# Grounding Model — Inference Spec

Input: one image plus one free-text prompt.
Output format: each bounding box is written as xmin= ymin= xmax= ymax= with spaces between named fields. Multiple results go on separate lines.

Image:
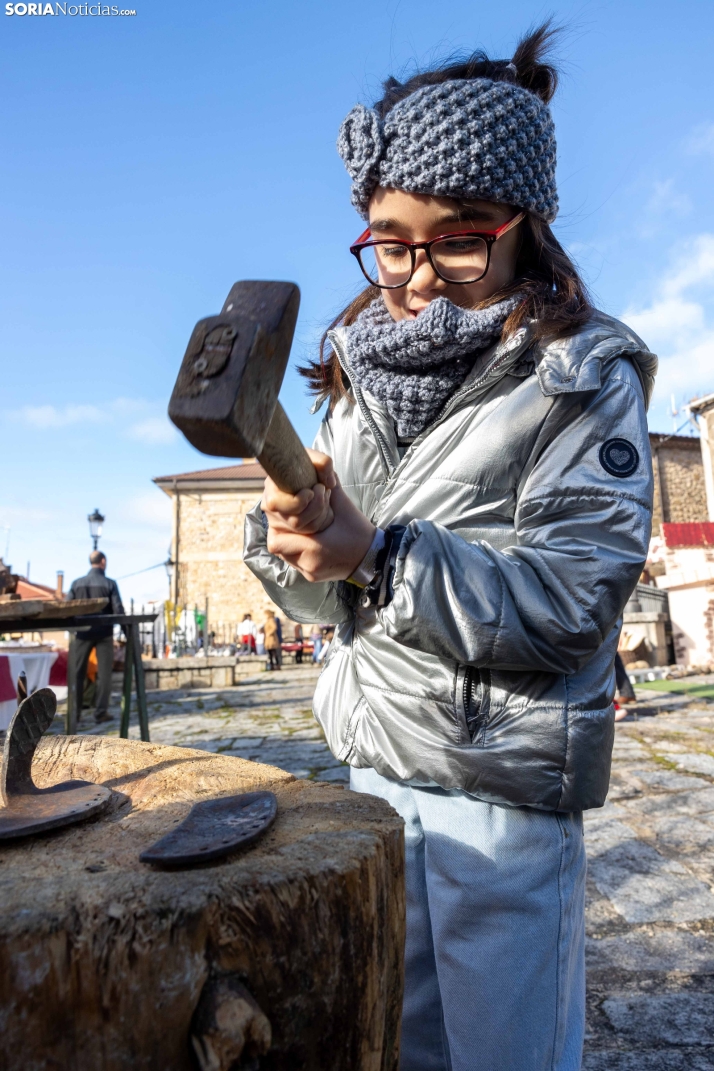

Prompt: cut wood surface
xmin=0 ymin=597 xmax=107 ymax=620
xmin=0 ymin=599 xmax=46 ymax=619
xmin=36 ymin=596 xmax=109 ymax=618
xmin=0 ymin=736 xmax=404 ymax=1071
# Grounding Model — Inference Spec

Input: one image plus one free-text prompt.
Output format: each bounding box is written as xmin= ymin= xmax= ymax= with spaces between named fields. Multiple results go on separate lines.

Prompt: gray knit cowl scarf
xmin=345 ymin=294 xmax=520 ymax=438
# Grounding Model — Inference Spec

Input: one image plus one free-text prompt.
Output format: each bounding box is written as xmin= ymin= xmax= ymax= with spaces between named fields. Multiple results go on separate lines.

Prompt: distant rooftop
xmin=649 ymin=432 xmax=700 ymax=447
xmin=153 ymin=461 xmax=266 ymax=493
xmin=662 ymin=522 xmax=714 ymax=548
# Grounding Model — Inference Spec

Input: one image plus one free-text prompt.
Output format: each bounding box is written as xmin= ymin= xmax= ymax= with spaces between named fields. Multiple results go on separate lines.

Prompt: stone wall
xmin=175 ymin=489 xmax=279 ymax=637
xmin=650 ymin=435 xmax=708 ymax=533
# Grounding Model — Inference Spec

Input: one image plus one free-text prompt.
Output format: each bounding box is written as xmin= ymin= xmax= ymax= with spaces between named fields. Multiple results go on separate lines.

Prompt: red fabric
xmin=0 ymin=656 xmax=16 ymax=702
xmin=49 ymin=648 xmax=68 ymax=686
xmin=662 ymin=522 xmax=714 ymax=548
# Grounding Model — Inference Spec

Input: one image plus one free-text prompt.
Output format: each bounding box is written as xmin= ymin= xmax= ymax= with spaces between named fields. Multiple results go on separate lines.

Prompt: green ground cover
xmin=636 ymin=679 xmax=714 ymax=700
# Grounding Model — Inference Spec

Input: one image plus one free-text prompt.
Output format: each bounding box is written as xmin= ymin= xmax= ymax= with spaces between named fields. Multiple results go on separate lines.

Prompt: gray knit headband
xmin=337 ymin=78 xmax=558 ymax=223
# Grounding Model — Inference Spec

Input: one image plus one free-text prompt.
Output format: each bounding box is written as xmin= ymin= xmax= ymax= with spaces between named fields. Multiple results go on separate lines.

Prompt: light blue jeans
xmin=350 ymin=767 xmax=586 ymax=1071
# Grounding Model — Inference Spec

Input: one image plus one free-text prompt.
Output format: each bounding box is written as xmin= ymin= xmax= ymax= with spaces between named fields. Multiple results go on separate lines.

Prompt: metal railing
xmin=634 ymin=583 xmax=670 ymax=615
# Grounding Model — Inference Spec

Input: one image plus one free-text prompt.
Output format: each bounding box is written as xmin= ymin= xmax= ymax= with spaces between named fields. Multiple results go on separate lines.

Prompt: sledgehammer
xmin=168 ymin=281 xmax=317 ymax=494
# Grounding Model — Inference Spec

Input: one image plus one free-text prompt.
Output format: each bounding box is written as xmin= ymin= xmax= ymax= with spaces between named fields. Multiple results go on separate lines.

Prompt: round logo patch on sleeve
xmin=599 ymin=438 xmax=640 ymax=478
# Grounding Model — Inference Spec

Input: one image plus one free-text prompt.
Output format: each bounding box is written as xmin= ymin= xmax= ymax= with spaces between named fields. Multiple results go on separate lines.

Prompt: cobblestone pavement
xmin=54 ymin=664 xmax=349 ymax=784
xmin=582 ymin=695 xmax=714 ymax=1069
xmin=55 ymin=670 xmax=714 ymax=1066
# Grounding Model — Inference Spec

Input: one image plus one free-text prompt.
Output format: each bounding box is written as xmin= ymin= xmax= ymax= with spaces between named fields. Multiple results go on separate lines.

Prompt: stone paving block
xmin=583 ymin=1053 xmax=714 ymax=1070
xmin=666 ymin=753 xmax=714 ymax=777
xmin=586 ymin=929 xmax=714 ymax=972
xmin=621 ymin=786 xmax=714 ymax=818
xmin=583 ymin=801 xmax=628 ymax=827
xmin=602 ymin=992 xmax=714 ymax=1046
xmin=586 ymin=819 xmax=714 ymax=922
xmin=648 ymin=814 xmax=714 ymax=854
xmin=612 ymin=743 xmax=649 ymax=758
xmin=630 ymin=769 xmax=711 ymax=792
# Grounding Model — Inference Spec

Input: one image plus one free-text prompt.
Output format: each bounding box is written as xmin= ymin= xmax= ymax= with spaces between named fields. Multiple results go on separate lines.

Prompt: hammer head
xmin=168 ymin=280 xmax=300 ymax=457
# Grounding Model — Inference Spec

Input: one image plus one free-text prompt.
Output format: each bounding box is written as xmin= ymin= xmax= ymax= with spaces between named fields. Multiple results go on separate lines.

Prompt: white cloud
xmin=18 ymin=403 xmax=104 ymax=428
xmin=644 ymin=179 xmax=691 ymax=220
xmin=685 ymin=123 xmax=714 ymax=157
xmin=126 ymin=417 xmax=178 ymax=445
xmin=622 ymin=234 xmax=714 ymax=404
xmin=124 ymin=491 xmax=172 ymax=529
xmin=7 ymin=397 xmax=177 ymax=445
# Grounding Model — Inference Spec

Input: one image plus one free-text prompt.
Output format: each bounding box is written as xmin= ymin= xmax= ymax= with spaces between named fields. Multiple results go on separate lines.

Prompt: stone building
xmin=649 ymin=432 xmax=708 ymax=531
xmin=154 ymin=462 xmax=278 ymax=643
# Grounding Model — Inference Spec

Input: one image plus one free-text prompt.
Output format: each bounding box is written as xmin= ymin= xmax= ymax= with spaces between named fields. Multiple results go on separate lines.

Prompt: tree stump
xmin=0 ymin=736 xmax=404 ymax=1071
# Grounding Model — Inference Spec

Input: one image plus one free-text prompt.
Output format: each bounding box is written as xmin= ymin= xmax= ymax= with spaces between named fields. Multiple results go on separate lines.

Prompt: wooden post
xmin=131 ymin=622 xmax=150 ymax=742
xmin=65 ymin=635 xmax=77 ymax=734
xmin=119 ymin=625 xmax=134 ymax=739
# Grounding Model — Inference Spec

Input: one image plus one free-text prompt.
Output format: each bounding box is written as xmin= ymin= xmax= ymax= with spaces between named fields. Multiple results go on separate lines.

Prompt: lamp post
xmin=164 ymin=556 xmax=175 ymax=651
xmin=165 ymin=556 xmax=174 ymax=595
xmin=87 ymin=509 xmax=105 ymax=552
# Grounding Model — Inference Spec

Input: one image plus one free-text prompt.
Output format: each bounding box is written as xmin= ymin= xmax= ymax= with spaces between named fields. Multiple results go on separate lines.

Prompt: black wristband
xmin=360 ymin=524 xmax=406 ymax=608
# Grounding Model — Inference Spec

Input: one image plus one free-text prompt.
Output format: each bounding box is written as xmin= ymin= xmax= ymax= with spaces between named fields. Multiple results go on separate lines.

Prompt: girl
xmin=245 ymin=24 xmax=656 ymax=1071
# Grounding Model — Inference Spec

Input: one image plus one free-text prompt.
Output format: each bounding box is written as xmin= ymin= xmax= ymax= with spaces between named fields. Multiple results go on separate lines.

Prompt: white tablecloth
xmin=0 ymin=651 xmax=58 ymax=730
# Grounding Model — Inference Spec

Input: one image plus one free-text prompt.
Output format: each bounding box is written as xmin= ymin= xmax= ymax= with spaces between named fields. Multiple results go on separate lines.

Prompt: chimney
xmin=56 ymin=570 xmax=64 ymax=598
xmin=688 ymin=393 xmax=714 ymax=521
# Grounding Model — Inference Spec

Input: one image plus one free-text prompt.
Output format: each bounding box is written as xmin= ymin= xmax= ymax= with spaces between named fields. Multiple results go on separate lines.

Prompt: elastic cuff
xmin=348 ymin=527 xmax=385 ymax=587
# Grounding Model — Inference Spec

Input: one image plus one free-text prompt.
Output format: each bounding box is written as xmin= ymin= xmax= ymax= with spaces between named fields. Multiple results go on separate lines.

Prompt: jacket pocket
xmin=312 ymin=645 xmax=366 ymax=763
xmin=463 ymin=666 xmax=490 ymax=744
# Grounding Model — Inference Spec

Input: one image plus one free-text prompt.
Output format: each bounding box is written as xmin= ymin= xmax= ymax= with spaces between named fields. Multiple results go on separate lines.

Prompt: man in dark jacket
xmin=68 ymin=551 xmax=124 ymax=723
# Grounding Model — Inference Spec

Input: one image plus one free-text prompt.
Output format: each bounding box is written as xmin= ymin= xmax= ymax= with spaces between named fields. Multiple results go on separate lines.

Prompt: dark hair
xmin=301 ymin=21 xmax=592 ymax=410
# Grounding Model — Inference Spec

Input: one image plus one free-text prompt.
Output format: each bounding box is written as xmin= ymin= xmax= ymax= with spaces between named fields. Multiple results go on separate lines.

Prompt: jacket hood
xmin=534 ymin=311 xmax=658 ymax=410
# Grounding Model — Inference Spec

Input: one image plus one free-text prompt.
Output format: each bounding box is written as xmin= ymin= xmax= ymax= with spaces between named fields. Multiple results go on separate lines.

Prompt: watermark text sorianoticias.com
xmin=6 ymin=3 xmax=137 ymax=13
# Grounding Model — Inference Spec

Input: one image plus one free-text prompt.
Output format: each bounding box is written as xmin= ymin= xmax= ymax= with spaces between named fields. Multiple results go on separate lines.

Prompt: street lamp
xmin=87 ymin=509 xmax=105 ymax=551
xmin=164 ymin=555 xmax=176 ymax=651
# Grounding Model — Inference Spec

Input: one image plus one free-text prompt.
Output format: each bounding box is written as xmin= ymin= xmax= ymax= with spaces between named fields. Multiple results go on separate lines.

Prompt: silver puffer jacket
xmin=244 ymin=312 xmax=657 ymax=811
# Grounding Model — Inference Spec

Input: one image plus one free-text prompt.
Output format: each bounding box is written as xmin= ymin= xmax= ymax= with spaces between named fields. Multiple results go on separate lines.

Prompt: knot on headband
xmin=337 ymin=104 xmax=384 ymax=214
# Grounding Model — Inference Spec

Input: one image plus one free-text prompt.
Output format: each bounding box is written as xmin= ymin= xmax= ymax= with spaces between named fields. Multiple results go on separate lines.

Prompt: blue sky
xmin=2 ymin=0 xmax=714 ymax=605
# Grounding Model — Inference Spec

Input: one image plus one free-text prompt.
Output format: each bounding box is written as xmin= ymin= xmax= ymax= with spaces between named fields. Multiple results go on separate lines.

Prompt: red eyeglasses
xmin=350 ymin=212 xmax=525 ymax=289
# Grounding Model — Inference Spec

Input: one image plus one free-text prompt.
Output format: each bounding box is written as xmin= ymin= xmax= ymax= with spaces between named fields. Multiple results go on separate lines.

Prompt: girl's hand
xmin=261 ymin=449 xmax=337 ymax=534
xmin=266 ymin=483 xmax=376 ymax=583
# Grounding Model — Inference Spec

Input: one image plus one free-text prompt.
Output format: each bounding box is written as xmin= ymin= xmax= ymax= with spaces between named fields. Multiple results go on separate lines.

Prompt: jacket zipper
xmin=328 ymin=331 xmax=397 ymax=478
xmin=328 ymin=327 xmax=534 ymax=488
xmin=463 ymin=665 xmax=476 ymax=733
xmin=462 ymin=665 xmax=490 ymax=742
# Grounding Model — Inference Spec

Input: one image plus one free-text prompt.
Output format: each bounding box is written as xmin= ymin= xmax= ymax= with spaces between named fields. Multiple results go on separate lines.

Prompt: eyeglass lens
xmin=359 ymin=235 xmax=490 ymax=287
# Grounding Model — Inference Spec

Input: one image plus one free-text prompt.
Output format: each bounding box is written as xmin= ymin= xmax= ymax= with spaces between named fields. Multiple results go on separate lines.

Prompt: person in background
xmin=310 ymin=624 xmax=323 ymax=664
xmin=274 ymin=613 xmax=283 ymax=667
xmin=68 ymin=551 xmax=124 ymax=724
xmin=318 ymin=626 xmax=334 ymax=663
xmin=294 ymin=622 xmax=304 ymax=663
xmin=255 ymin=623 xmax=265 ymax=657
xmin=614 ymin=652 xmax=637 ymax=720
xmin=264 ymin=610 xmax=281 ymax=670
xmin=239 ymin=613 xmax=256 ymax=654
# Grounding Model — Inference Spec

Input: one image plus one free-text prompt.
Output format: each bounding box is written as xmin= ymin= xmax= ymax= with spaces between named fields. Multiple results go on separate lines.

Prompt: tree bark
xmin=0 ymin=736 xmax=404 ymax=1071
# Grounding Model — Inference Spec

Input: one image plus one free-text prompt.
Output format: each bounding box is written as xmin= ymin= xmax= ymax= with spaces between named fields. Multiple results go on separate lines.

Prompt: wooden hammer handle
xmin=259 ymin=402 xmax=318 ymax=494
